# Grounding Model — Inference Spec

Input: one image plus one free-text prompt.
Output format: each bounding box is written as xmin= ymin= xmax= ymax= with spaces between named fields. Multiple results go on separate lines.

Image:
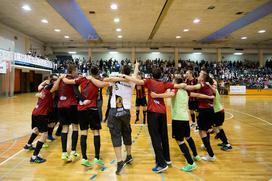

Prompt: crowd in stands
xmin=52 ymin=56 xmax=272 ymax=90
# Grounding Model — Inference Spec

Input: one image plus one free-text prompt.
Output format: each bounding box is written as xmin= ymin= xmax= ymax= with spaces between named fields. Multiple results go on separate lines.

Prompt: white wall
xmin=264 ymin=55 xmax=272 ymax=61
xmin=0 ymin=23 xmax=44 ymax=55
xmin=136 ymin=52 xmax=174 ymax=60
xmin=180 ymin=53 xmax=217 ymax=62
xmin=222 ymin=54 xmax=258 ymax=62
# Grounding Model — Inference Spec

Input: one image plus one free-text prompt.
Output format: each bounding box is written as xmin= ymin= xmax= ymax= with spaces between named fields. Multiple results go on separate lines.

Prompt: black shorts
xmin=48 ymin=107 xmax=58 ymax=124
xmin=32 ymin=115 xmax=48 ymax=133
xmin=197 ymin=108 xmax=213 ymax=131
xmin=172 ymin=120 xmax=190 ymax=141
xmin=108 ymin=108 xmax=132 ymax=147
xmin=188 ymin=101 xmax=198 ymax=110
xmin=136 ymin=98 xmax=147 ymax=107
xmin=78 ymin=108 xmax=101 ymax=130
xmin=58 ymin=105 xmax=78 ymax=125
xmin=212 ymin=111 xmax=225 ymax=127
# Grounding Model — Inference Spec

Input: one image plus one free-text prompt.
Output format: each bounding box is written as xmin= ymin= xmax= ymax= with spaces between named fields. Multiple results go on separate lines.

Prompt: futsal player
xmin=24 ymin=75 xmax=62 ymax=163
xmin=63 ymin=66 xmax=109 ymax=167
xmin=134 ymin=73 xmax=147 ymax=124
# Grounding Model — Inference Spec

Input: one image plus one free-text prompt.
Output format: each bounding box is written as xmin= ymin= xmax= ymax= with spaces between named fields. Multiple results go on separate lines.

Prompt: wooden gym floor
xmin=0 ymin=93 xmax=272 ymax=181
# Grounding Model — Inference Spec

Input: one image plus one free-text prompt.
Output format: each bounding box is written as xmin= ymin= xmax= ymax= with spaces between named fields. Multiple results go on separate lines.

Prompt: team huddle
xmin=23 ymin=61 xmax=232 ymax=175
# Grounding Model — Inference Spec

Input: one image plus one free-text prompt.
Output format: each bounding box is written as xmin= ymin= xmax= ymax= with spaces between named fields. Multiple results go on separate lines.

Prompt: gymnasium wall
xmin=0 ymin=23 xmax=44 ymax=55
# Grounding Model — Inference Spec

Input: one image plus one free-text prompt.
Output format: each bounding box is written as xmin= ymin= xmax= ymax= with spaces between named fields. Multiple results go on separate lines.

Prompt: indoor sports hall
xmin=0 ymin=0 xmax=272 ymax=180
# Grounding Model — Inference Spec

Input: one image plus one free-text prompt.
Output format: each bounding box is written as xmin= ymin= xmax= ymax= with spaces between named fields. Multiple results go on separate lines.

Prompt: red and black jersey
xmin=57 ymin=75 xmax=78 ymax=108
xmin=32 ymin=88 xmax=53 ymax=115
xmin=75 ymin=77 xmax=98 ymax=111
xmin=135 ymin=85 xmax=146 ymax=99
xmin=198 ymin=81 xmax=214 ymax=109
xmin=186 ymin=78 xmax=198 ymax=102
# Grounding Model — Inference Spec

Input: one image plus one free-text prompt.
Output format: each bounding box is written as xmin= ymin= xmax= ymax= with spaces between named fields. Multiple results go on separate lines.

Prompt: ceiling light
xmin=116 ymin=28 xmax=122 ymax=32
xmin=241 ymin=36 xmax=247 ymax=40
xmin=64 ymin=35 xmax=70 ymax=39
xmin=22 ymin=5 xmax=31 ymax=11
xmin=54 ymin=29 xmax=61 ymax=32
xmin=234 ymin=52 xmax=243 ymax=55
xmin=152 ymin=52 xmax=160 ymax=54
xmin=258 ymin=30 xmax=266 ymax=33
xmin=183 ymin=29 xmax=189 ymax=32
xmin=193 ymin=52 xmax=202 ymax=55
xmin=111 ymin=3 xmax=118 ymax=10
xmin=176 ymin=36 xmax=181 ymax=39
xmin=117 ymin=35 xmax=123 ymax=38
xmin=68 ymin=51 xmax=76 ymax=54
xmin=41 ymin=19 xmax=48 ymax=24
xmin=114 ymin=18 xmax=120 ymax=23
xmin=109 ymin=51 xmax=118 ymax=54
xmin=193 ymin=18 xmax=200 ymax=24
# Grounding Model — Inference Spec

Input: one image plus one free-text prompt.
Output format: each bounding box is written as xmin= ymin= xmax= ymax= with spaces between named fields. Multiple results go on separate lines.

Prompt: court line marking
xmin=0 ymin=149 xmax=24 ymax=166
xmin=0 ymin=158 xmax=26 ymax=180
xmin=0 ymin=136 xmax=17 ymax=157
xmin=226 ymin=109 xmax=272 ymax=126
xmin=225 ymin=111 xmax=234 ymax=121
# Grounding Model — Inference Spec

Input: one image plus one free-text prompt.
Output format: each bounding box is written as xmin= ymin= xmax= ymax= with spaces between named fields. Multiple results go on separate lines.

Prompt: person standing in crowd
xmin=185 ymin=70 xmax=199 ymax=131
xmin=134 ymin=73 xmax=147 ymax=124
xmin=57 ymin=64 xmax=80 ymax=162
xmin=63 ymin=66 xmax=109 ymax=167
xmin=24 ymin=74 xmax=62 ymax=163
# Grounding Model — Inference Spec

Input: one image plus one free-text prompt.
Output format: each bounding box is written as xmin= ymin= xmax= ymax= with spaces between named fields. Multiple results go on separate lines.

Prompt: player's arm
xmin=122 ymin=74 xmax=144 ymax=85
xmin=62 ymin=76 xmax=76 ymax=85
xmin=86 ymin=76 xmax=110 ymax=88
xmin=103 ymin=77 xmax=127 ymax=82
xmin=206 ymin=82 xmax=217 ymax=94
xmin=35 ymin=92 xmax=45 ymax=99
xmin=190 ymin=92 xmax=214 ymax=99
xmin=38 ymin=80 xmax=49 ymax=92
xmin=50 ymin=75 xmax=64 ymax=93
xmin=132 ymin=60 xmax=139 ymax=78
xmin=150 ymin=90 xmax=175 ymax=98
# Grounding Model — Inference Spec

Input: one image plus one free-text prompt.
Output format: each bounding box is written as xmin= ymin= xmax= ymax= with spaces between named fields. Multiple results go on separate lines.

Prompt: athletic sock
xmin=191 ymin=113 xmax=195 ymax=123
xmin=220 ymin=129 xmax=229 ymax=144
xmin=81 ymin=135 xmax=88 ymax=159
xmin=202 ymin=136 xmax=214 ymax=157
xmin=94 ymin=135 xmax=101 ymax=159
xmin=179 ymin=143 xmax=194 ymax=165
xmin=186 ymin=137 xmax=198 ymax=157
xmin=56 ymin=125 xmax=62 ymax=135
xmin=27 ymin=133 xmax=38 ymax=145
xmin=61 ymin=133 xmax=68 ymax=152
xmin=143 ymin=111 xmax=147 ymax=124
xmin=136 ymin=110 xmax=139 ymax=121
xmin=33 ymin=141 xmax=44 ymax=156
xmin=48 ymin=127 xmax=54 ymax=137
xmin=71 ymin=131 xmax=78 ymax=151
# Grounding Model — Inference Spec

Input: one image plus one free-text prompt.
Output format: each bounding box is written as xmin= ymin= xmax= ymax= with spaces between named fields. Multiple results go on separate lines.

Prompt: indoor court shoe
xmin=94 ymin=158 xmax=105 ymax=166
xmin=47 ymin=135 xmax=55 ymax=142
xmin=201 ymin=155 xmax=216 ymax=162
xmin=193 ymin=155 xmax=201 ymax=161
xmin=152 ymin=165 xmax=168 ymax=173
xmin=124 ymin=155 xmax=133 ymax=165
xmin=81 ymin=159 xmax=93 ymax=167
xmin=217 ymin=143 xmax=225 ymax=147
xmin=181 ymin=162 xmax=197 ymax=172
xmin=23 ymin=144 xmax=35 ymax=151
xmin=69 ymin=151 xmax=80 ymax=162
xmin=42 ymin=143 xmax=49 ymax=148
xmin=115 ymin=161 xmax=125 ymax=175
xmin=166 ymin=160 xmax=172 ymax=165
xmin=61 ymin=152 xmax=71 ymax=162
xmin=221 ymin=144 xmax=232 ymax=151
xmin=30 ymin=156 xmax=46 ymax=164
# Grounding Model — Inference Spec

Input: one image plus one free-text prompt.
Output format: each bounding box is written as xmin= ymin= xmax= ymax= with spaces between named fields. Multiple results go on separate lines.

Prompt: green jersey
xmin=213 ymin=89 xmax=223 ymax=113
xmin=171 ymin=89 xmax=189 ymax=121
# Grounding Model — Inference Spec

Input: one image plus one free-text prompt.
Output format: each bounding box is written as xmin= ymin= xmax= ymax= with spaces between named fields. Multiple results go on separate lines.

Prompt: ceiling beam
xmin=47 ymin=0 xmax=100 ymax=40
xmin=201 ymin=0 xmax=272 ymax=43
xmin=148 ymin=0 xmax=174 ymax=40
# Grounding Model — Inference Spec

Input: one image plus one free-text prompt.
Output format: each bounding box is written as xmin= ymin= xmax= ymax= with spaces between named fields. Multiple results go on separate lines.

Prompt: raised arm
xmin=87 ymin=76 xmax=110 ymax=88
xmin=132 ymin=60 xmax=139 ymax=78
xmin=190 ymin=92 xmax=214 ymax=99
xmin=150 ymin=90 xmax=175 ymax=98
xmin=38 ymin=80 xmax=49 ymax=92
xmin=50 ymin=75 xmax=64 ymax=93
xmin=206 ymin=81 xmax=217 ymax=94
xmin=62 ymin=76 xmax=76 ymax=85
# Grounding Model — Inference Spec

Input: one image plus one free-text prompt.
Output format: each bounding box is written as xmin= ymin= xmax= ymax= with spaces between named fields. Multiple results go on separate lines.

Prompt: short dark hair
xmin=122 ymin=65 xmax=131 ymax=75
xmin=151 ymin=68 xmax=161 ymax=79
xmin=67 ymin=64 xmax=76 ymax=74
xmin=174 ymin=77 xmax=183 ymax=84
xmin=90 ymin=66 xmax=99 ymax=76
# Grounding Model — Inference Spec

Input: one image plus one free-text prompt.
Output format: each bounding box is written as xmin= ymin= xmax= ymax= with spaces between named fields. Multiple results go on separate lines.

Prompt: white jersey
xmin=110 ymin=81 xmax=135 ymax=110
